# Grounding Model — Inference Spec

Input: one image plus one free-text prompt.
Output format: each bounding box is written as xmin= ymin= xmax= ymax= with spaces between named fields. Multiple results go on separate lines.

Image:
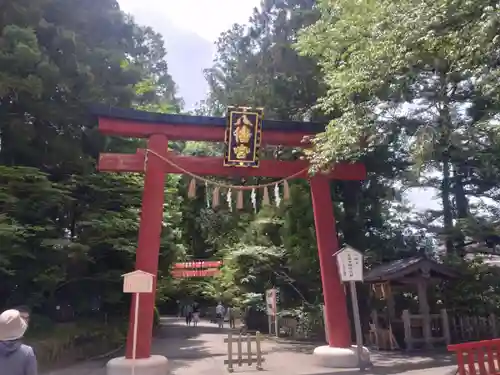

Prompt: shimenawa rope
xmin=145 ymin=149 xmax=305 ymax=190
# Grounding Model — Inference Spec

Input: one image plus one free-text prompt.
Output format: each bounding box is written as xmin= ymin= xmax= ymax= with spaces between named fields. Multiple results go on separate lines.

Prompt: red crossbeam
xmin=98 ymin=150 xmax=366 ymax=180
xmin=99 ymin=117 xmax=310 ymax=147
xmin=448 ymin=339 xmax=500 ymax=375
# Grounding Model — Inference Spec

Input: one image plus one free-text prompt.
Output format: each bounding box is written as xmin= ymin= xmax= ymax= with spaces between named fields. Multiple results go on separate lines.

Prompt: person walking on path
xmin=185 ymin=304 xmax=193 ymax=326
xmin=0 ymin=309 xmax=37 ymax=375
xmin=226 ymin=305 xmax=236 ymax=329
xmin=216 ymin=302 xmax=225 ymax=328
xmin=192 ymin=303 xmax=200 ymax=327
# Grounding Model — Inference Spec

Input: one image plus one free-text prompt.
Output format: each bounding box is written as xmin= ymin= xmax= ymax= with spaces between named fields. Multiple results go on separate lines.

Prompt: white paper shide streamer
xmin=226 ymin=188 xmax=233 ymax=212
xmin=274 ymin=183 xmax=281 ymax=207
xmin=205 ymin=182 xmax=210 ymax=208
xmin=251 ymin=188 xmax=257 ymax=213
xmin=185 ymin=173 xmax=292 ymax=213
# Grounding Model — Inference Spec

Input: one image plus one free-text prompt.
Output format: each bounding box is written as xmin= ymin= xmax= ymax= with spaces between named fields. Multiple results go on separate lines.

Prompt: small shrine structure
xmin=365 ymin=256 xmax=458 ymax=350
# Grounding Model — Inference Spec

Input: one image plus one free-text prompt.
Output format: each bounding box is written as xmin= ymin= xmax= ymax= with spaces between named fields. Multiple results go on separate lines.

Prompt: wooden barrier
xmin=448 ymin=338 xmax=500 ymax=375
xmin=224 ymin=331 xmax=264 ymax=372
xmin=449 ymin=314 xmax=499 ymax=343
xmin=402 ymin=308 xmax=451 ymax=350
xmin=369 ymin=310 xmax=400 ymax=350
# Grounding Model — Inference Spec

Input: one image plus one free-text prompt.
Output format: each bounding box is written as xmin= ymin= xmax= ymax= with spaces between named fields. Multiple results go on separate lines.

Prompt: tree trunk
xmin=339 ymin=181 xmax=370 ymax=342
xmin=453 ymin=163 xmax=469 ymax=254
xmin=438 ymin=69 xmax=455 ymax=255
xmin=340 ymin=181 xmax=362 ymax=248
xmin=453 ymin=164 xmax=469 ymax=219
xmin=442 ymin=153 xmax=454 ymax=253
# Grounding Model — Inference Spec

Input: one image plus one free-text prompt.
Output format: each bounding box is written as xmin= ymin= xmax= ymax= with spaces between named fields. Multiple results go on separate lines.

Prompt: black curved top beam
xmin=90 ymin=104 xmax=326 ymax=134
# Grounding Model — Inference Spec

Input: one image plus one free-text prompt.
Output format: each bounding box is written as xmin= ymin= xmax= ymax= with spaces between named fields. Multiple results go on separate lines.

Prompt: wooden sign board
xmin=265 ymin=289 xmax=277 ymax=316
xmin=122 ymin=270 xmax=155 ymax=294
xmin=336 ymin=246 xmax=364 ymax=282
xmin=223 ymin=106 xmax=263 ymax=168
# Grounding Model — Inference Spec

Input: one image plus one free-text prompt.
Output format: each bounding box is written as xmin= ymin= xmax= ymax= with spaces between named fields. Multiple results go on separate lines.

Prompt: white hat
xmin=0 ymin=309 xmax=28 ymax=341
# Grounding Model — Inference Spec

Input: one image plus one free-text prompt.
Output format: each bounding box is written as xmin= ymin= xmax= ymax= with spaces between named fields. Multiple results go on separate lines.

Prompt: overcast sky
xmin=117 ymin=0 xmax=260 ymax=109
xmin=118 ymin=0 xmax=259 ymax=42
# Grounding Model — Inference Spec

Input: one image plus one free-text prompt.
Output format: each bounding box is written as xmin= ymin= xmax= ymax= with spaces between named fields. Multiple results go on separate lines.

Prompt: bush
xmin=27 ymin=319 xmax=127 ymax=371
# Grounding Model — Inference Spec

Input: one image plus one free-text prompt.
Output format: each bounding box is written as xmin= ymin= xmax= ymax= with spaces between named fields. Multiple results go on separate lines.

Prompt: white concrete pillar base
xmin=313 ymin=345 xmax=370 ymax=368
xmin=106 ymin=355 xmax=168 ymax=375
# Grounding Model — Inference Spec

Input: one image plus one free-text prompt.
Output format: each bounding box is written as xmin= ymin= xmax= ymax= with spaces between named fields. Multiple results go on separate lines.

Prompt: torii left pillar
xmin=309 ymin=176 xmax=370 ymax=367
xmin=107 ymin=134 xmax=169 ymax=375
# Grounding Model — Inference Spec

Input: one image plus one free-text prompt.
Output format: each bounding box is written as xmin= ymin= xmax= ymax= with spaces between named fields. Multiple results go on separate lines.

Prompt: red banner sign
xmin=171 ymin=268 xmax=221 ymax=278
xmin=173 ymin=260 xmax=222 ymax=269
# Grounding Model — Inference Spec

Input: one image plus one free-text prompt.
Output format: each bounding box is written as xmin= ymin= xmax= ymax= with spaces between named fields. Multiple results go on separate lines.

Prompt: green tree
xmin=296 ymin=0 xmax=500 ymax=254
xmin=0 ymin=0 xmax=183 ymax=319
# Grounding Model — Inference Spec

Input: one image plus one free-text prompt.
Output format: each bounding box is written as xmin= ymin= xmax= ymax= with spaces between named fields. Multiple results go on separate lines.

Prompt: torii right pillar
xmin=310 ymin=175 xmax=370 ymax=368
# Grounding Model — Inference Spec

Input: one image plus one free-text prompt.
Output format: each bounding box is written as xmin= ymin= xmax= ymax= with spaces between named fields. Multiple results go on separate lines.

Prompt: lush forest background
xmin=2 ymin=0 xmax=500 ymax=365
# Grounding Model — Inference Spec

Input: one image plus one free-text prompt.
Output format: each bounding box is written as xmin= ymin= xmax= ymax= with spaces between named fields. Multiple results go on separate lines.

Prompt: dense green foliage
xmin=0 ymin=0 xmax=183 ymax=320
xmin=296 ymin=0 xmax=500 ymax=255
xmin=199 ymin=0 xmax=500 ymax=319
xmin=3 ymin=0 xmax=500 ymax=355
xmin=200 ymin=0 xmax=424 ymax=306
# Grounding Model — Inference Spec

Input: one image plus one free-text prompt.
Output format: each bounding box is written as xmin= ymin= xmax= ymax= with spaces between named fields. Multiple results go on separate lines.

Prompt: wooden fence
xmin=448 ymin=312 xmax=499 ymax=343
xmin=369 ymin=309 xmax=500 ymax=350
xmin=274 ymin=307 xmax=500 ymax=351
xmin=224 ymin=331 xmax=264 ymax=372
xmin=402 ymin=309 xmax=451 ymax=350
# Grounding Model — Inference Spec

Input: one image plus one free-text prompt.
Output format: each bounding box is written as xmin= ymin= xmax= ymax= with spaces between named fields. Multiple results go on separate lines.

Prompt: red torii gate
xmin=94 ymin=106 xmax=366 ymax=361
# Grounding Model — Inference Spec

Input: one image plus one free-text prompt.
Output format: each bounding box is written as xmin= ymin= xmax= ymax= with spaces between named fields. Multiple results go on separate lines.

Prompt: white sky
xmin=118 ymin=0 xmax=260 ymax=42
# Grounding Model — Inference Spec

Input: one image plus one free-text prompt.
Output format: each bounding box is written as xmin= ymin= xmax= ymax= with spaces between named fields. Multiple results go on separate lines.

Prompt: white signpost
xmin=122 ymin=270 xmax=155 ymax=375
xmin=265 ymin=288 xmax=278 ymax=337
xmin=335 ymin=245 xmax=365 ymax=369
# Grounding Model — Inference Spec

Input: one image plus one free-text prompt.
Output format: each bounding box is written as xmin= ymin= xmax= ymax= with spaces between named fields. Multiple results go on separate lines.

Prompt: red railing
xmin=448 ymin=339 xmax=500 ymax=375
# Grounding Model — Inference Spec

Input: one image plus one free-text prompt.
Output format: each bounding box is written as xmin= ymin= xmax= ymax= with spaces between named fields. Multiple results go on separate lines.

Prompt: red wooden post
xmin=310 ymin=175 xmax=351 ymax=348
xmin=125 ymin=134 xmax=168 ymax=359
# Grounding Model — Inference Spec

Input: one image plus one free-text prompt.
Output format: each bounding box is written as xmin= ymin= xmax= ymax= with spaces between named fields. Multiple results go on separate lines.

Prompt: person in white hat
xmin=0 ymin=309 xmax=37 ymax=375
